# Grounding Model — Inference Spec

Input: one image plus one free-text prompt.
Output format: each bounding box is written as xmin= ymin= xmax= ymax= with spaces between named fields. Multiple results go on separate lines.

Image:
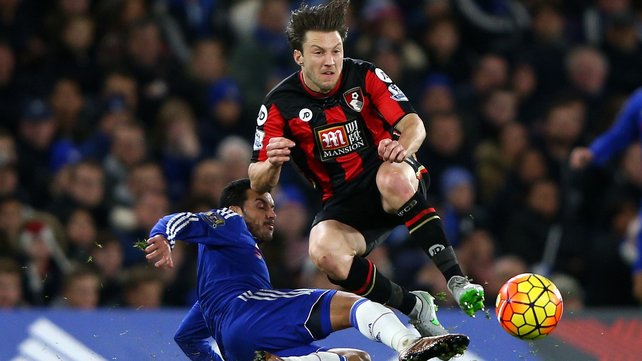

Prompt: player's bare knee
xmin=377 ymin=171 xmax=414 ymax=201
xmin=310 ymin=250 xmax=350 ymax=280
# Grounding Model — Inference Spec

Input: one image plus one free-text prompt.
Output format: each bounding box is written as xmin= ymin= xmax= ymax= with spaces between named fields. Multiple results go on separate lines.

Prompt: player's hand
xmin=378 ymin=138 xmax=407 ymax=163
xmin=266 ymin=137 xmax=296 ymax=167
xmin=145 ymin=235 xmax=174 ymax=269
xmin=569 ymin=147 xmax=593 ymax=169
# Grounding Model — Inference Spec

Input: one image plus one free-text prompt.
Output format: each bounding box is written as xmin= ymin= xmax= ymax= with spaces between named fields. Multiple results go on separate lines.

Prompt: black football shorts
xmin=311 ymin=157 xmax=429 ymax=255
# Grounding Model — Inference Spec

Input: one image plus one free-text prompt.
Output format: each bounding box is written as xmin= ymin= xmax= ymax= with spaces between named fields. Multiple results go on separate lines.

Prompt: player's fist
xmin=266 ymin=137 xmax=296 ymax=166
xmin=145 ymin=235 xmax=174 ymax=269
xmin=378 ymin=138 xmax=407 ymax=163
xmin=569 ymin=147 xmax=593 ymax=169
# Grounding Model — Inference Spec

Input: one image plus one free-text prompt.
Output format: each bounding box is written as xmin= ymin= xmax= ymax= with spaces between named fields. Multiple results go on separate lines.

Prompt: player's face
xmin=298 ymin=31 xmax=344 ymax=94
xmin=241 ymin=189 xmax=276 ymax=243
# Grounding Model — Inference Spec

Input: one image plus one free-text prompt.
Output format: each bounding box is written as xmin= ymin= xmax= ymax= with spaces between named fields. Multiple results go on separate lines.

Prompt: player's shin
xmin=397 ymin=192 xmax=463 ymax=281
xmin=350 ymin=299 xmax=417 ymax=352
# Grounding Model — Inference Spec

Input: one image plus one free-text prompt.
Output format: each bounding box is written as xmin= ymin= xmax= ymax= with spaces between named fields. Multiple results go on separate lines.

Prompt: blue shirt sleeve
xmin=590 ymin=88 xmax=642 ymax=166
xmin=149 ymin=208 xmax=246 ymax=248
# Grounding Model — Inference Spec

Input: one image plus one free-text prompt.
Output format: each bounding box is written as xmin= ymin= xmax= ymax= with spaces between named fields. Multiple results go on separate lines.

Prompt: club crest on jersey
xmin=314 ymin=119 xmax=368 ymax=161
xmin=201 ymin=211 xmax=225 ymax=229
xmin=343 ymin=87 xmax=364 ymax=112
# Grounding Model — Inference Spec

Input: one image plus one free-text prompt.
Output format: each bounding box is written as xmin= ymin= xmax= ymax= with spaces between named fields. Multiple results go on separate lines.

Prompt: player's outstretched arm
xmin=249 ymin=137 xmax=295 ymax=193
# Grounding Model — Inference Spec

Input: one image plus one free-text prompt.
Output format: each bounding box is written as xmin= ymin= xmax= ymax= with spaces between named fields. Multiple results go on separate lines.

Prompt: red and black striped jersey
xmin=251 ymin=58 xmax=416 ymax=202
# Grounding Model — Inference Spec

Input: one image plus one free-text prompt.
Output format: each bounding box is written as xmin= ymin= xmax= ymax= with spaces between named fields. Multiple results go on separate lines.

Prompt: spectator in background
xmin=49 ymin=77 xmax=89 ymax=143
xmin=48 ymin=160 xmax=109 ymax=228
xmin=456 ymin=53 xmax=510 ymax=129
xmin=199 ymin=78 xmax=251 ymax=154
xmin=52 ymin=264 xmax=101 ymax=309
xmin=122 ymin=265 xmax=165 ymax=309
xmin=103 ymin=122 xmax=148 ymax=207
xmin=563 ymin=46 xmax=609 ymax=130
xmin=451 ymin=0 xmax=530 ymax=54
xmin=0 ymin=197 xmax=31 ymax=254
xmin=439 ymin=167 xmax=486 ymax=248
xmin=185 ymin=158 xmax=227 ymax=209
xmin=419 ymin=15 xmax=472 ymax=85
xmin=153 ymin=97 xmax=202 ymax=202
xmin=216 ymin=135 xmax=252 ymax=183
xmin=90 ymin=232 xmax=125 ymax=307
xmin=518 ymin=1 xmax=568 ymax=114
xmin=501 ymin=178 xmax=585 ymax=278
xmin=477 ymin=88 xmax=519 ymax=143
xmin=475 ymin=122 xmax=530 ymax=205
xmin=418 ymin=74 xmax=456 ymax=121
xmin=175 ymin=37 xmax=229 ymax=118
xmin=80 ymin=94 xmax=135 ymax=161
xmin=49 ymin=14 xmax=99 ymax=93
xmin=64 ymin=207 xmax=97 ymax=263
xmin=101 ymin=71 xmax=139 ymax=114
xmin=124 ymin=17 xmax=177 ymax=126
xmin=15 ymin=98 xmax=58 ymax=208
xmin=418 ymin=112 xmax=473 ymax=199
xmin=484 ymin=255 xmax=528 ymax=303
xmin=0 ymin=257 xmax=26 ymax=308
xmin=536 ymin=97 xmax=587 ymax=182
xmin=356 ymin=2 xmax=427 ymax=75
xmin=229 ymin=0 xmax=294 ymax=113
xmin=113 ymin=161 xmax=167 ymax=208
xmin=18 ymin=218 xmax=71 ymax=306
xmin=601 ymin=12 xmax=642 ymax=94
xmin=115 ymin=190 xmax=170 ymax=266
xmin=456 ymin=229 xmax=496 ymax=293
xmin=0 ymin=42 xmax=21 ymax=131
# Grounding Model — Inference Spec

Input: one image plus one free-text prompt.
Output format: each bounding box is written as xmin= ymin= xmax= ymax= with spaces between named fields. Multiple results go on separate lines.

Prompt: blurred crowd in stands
xmin=1 ymin=0 xmax=642 ymax=312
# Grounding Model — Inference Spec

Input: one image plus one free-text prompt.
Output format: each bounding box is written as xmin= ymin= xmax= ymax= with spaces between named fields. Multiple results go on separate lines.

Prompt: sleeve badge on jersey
xmin=388 ymin=84 xmax=408 ymax=102
xmin=253 ymin=129 xmax=265 ymax=151
xmin=200 ymin=211 xmax=225 ymax=229
xmin=343 ymin=87 xmax=364 ymax=112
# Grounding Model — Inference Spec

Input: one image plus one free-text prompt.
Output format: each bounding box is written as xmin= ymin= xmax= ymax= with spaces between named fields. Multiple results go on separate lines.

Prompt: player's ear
xmin=293 ymin=50 xmax=303 ymax=66
xmin=229 ymin=205 xmax=244 ymax=216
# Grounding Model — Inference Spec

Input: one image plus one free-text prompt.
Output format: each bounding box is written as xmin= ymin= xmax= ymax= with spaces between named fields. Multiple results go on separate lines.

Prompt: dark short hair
xmin=286 ymin=0 xmax=350 ymax=52
xmin=220 ymin=178 xmax=252 ymax=208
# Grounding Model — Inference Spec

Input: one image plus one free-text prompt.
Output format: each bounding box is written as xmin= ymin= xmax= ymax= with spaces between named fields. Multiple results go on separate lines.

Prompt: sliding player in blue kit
xmin=144 ymin=179 xmax=469 ymax=361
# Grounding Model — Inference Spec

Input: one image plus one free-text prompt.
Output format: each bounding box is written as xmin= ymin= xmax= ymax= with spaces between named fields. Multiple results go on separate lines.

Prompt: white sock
xmin=280 ymin=352 xmax=346 ymax=361
xmin=351 ymin=299 xmax=417 ymax=352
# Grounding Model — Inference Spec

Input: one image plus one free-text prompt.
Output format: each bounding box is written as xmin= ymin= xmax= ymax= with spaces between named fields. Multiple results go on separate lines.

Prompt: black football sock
xmin=398 ymin=192 xmax=464 ymax=281
xmin=329 ymin=256 xmax=416 ymax=315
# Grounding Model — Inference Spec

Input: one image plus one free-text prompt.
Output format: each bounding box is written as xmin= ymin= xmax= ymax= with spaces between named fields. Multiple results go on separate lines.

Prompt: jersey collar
xmin=298 ymin=71 xmax=342 ymax=99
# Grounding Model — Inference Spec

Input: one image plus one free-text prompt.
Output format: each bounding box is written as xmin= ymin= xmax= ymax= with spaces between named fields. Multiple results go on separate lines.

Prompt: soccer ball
xmin=495 ymin=273 xmax=563 ymax=340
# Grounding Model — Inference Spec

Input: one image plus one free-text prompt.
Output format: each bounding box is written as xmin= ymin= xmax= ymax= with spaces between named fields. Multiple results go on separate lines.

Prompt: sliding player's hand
xmin=145 ymin=235 xmax=174 ymax=269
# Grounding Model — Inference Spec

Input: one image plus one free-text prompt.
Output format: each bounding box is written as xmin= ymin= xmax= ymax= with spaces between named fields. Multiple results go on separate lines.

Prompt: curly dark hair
xmin=285 ymin=0 xmax=350 ymax=52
